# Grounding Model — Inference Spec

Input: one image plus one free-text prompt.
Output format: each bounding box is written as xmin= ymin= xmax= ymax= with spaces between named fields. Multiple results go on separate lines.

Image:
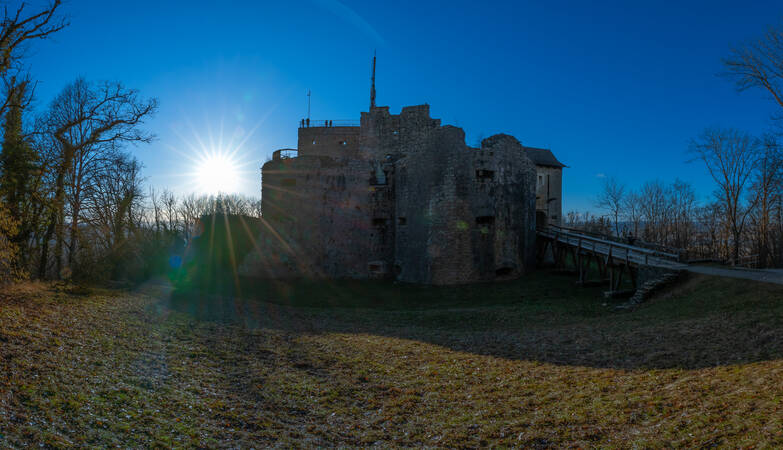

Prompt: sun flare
xmin=195 ymin=153 xmax=241 ymax=194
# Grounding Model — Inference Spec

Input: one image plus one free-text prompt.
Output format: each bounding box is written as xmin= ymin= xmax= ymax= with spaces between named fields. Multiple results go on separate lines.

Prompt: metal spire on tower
xmin=307 ymin=89 xmax=311 ymax=120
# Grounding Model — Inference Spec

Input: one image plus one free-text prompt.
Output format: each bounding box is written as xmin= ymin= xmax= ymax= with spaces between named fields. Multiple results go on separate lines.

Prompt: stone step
xmin=615 ymin=270 xmax=683 ymax=310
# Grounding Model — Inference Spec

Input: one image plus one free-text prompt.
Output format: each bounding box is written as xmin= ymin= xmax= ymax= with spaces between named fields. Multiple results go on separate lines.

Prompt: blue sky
xmin=25 ymin=0 xmax=782 ymax=211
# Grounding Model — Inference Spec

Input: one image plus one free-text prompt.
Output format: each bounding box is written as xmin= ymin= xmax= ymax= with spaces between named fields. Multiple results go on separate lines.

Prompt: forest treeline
xmin=0 ymin=2 xmax=262 ymax=284
xmin=577 ymin=129 xmax=783 ymax=267
xmin=574 ymin=23 xmax=783 ymax=267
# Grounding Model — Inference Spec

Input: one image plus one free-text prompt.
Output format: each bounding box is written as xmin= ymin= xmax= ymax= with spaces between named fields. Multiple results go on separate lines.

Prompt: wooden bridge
xmin=536 ymin=225 xmax=687 ymax=294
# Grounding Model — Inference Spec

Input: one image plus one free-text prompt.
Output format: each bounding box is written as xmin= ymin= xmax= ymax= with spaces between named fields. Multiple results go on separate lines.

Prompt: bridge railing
xmin=545 ymin=224 xmax=683 ymax=258
xmin=540 ymin=225 xmax=681 ymax=261
xmin=299 ymin=119 xmax=360 ymax=128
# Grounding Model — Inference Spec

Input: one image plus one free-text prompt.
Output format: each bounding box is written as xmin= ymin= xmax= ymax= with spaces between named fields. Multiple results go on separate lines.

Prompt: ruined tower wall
xmin=393 ymin=126 xmax=475 ymax=284
xmin=359 ymin=105 xmax=441 ymax=161
xmin=358 ymin=104 xmax=442 ymax=277
xmin=252 ymin=103 xmax=540 ymax=285
xmin=297 ymin=126 xmax=361 ymax=159
xmin=258 ymin=155 xmax=375 ymax=278
xmin=473 ymin=135 xmax=538 ymax=278
xmin=393 ymin=129 xmax=537 ymax=285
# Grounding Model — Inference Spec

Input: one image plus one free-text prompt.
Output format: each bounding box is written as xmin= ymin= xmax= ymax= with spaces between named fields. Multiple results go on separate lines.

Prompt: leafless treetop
xmin=0 ymin=1 xmax=67 ymax=74
xmin=724 ymin=24 xmax=783 ymax=112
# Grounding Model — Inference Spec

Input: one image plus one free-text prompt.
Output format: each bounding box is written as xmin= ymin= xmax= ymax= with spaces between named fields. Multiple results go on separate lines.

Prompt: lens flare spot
xmin=195 ymin=153 xmax=240 ymax=194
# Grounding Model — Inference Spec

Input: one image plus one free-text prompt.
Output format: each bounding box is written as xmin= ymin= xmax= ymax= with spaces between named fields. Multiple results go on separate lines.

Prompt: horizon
xmin=22 ymin=0 xmax=783 ymax=213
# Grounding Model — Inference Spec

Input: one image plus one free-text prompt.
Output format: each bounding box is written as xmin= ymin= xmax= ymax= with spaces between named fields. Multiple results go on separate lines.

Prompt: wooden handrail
xmin=547 ymin=224 xmax=682 ymax=257
xmin=539 ymin=226 xmax=680 ymax=260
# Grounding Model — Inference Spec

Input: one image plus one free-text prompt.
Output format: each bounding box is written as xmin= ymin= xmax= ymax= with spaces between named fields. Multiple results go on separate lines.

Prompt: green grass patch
xmin=1 ymin=272 xmax=783 ymax=446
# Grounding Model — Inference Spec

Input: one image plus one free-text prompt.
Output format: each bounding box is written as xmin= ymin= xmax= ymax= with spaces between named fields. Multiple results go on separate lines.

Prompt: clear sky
xmin=24 ymin=0 xmax=782 ymax=212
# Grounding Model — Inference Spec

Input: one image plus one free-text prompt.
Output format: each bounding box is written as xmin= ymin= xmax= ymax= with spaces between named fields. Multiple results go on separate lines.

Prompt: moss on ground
xmin=1 ymin=272 xmax=783 ymax=447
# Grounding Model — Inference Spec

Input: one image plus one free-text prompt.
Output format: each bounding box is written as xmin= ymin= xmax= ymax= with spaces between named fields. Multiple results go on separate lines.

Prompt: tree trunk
xmin=38 ymin=215 xmax=55 ymax=278
xmin=67 ymin=201 xmax=80 ymax=267
xmin=51 ymin=145 xmax=75 ymax=279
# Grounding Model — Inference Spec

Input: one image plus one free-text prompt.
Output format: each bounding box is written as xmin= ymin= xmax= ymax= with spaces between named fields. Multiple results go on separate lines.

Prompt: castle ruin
xmin=244 ymin=64 xmax=564 ymax=285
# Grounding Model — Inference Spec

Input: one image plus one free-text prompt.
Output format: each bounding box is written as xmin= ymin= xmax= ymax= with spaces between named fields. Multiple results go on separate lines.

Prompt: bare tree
xmin=0 ymin=1 xmax=67 ymax=115
xmin=249 ymin=198 xmax=263 ymax=218
xmin=149 ymin=187 xmax=162 ymax=233
xmin=694 ymin=202 xmax=726 ymax=260
xmin=161 ymin=189 xmax=178 ymax=233
xmin=638 ymin=180 xmax=669 ymax=244
xmin=179 ymin=193 xmax=204 ymax=241
xmin=82 ymin=152 xmax=145 ymax=279
xmin=690 ymin=127 xmax=760 ymax=264
xmin=65 ymin=141 xmax=119 ymax=267
xmin=748 ymin=135 xmax=782 ymax=266
xmin=40 ymin=78 xmax=157 ymax=278
xmin=623 ymin=190 xmax=642 ymax=237
xmin=669 ymin=179 xmax=697 ymax=250
xmin=564 ymin=210 xmax=580 ymax=228
xmin=595 ymin=176 xmax=625 ymax=236
xmin=724 ymin=24 xmax=783 ymax=114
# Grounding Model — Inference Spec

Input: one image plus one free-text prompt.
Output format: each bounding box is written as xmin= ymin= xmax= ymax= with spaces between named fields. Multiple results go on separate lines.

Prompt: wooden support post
xmin=612 ymin=264 xmax=624 ymax=291
xmin=609 ymin=264 xmax=614 ymax=291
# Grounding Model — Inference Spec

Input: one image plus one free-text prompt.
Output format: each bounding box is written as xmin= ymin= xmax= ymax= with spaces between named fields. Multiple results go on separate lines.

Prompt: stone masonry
xmin=243 ymin=104 xmax=564 ymax=285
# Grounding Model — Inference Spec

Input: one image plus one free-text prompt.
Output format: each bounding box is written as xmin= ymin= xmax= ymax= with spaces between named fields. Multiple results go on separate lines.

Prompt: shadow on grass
xmin=161 ymin=270 xmax=783 ymax=371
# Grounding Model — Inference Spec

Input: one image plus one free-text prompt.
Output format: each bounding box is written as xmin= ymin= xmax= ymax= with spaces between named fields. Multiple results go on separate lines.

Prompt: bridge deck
xmin=538 ymin=226 xmax=687 ymax=270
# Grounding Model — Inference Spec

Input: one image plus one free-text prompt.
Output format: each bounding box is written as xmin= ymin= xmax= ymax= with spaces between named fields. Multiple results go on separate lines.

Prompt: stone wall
xmin=359 ymin=105 xmax=441 ymax=161
xmin=253 ymin=104 xmax=540 ymax=285
xmin=258 ymin=155 xmax=373 ymax=278
xmin=297 ymin=126 xmax=361 ymax=159
xmin=393 ymin=130 xmax=537 ymax=284
xmin=535 ymin=166 xmax=563 ymax=226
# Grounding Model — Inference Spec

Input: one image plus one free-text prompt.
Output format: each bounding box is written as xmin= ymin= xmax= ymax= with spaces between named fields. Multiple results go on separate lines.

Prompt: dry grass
xmin=1 ymin=272 xmax=783 ymax=447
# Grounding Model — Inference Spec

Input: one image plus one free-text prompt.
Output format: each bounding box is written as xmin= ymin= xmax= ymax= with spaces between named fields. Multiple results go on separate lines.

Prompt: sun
xmin=195 ymin=152 xmax=241 ymax=194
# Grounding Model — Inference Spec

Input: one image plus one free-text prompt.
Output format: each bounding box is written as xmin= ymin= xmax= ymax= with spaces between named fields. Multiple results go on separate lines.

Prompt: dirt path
xmin=686 ymin=265 xmax=783 ymax=284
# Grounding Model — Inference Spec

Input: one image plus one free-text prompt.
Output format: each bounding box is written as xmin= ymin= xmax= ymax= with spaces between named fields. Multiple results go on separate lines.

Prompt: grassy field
xmin=1 ymin=271 xmax=783 ymax=447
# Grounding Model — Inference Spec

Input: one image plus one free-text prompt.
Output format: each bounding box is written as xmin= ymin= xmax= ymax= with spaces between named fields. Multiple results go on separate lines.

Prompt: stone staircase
xmin=616 ymin=271 xmax=682 ymax=310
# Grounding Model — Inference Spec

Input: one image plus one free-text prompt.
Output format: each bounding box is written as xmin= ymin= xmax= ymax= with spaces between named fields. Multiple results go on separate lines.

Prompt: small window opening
xmin=398 ymin=217 xmax=407 ymax=225
xmin=373 ymin=218 xmax=388 ymax=226
xmin=370 ymin=166 xmax=387 ymax=185
xmin=476 ymin=169 xmax=495 ymax=180
xmin=475 ymin=216 xmax=495 ymax=226
xmin=281 ymin=178 xmax=296 ymax=187
xmin=369 ymin=263 xmax=382 ymax=272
